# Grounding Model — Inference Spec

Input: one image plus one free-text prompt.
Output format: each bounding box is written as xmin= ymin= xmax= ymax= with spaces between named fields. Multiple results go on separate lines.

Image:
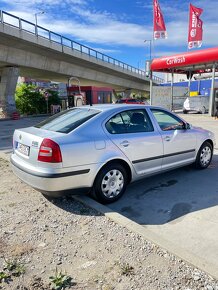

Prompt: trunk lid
xmin=13 ymin=127 xmax=64 ymax=168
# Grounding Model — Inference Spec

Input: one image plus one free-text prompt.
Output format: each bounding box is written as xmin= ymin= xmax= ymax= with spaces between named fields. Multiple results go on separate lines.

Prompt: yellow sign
xmin=190 ymin=91 xmax=199 ymax=96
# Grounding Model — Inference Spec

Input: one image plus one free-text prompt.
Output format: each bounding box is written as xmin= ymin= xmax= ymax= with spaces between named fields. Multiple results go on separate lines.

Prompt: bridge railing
xmin=0 ymin=10 xmax=164 ymax=84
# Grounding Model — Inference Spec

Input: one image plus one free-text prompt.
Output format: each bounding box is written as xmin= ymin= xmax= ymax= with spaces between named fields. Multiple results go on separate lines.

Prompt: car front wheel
xmin=195 ymin=141 xmax=213 ymax=169
xmin=92 ymin=163 xmax=128 ymax=204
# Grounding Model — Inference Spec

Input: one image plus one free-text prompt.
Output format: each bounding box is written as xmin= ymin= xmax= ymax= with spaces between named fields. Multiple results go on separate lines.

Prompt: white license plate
xmin=17 ymin=142 xmax=30 ymax=156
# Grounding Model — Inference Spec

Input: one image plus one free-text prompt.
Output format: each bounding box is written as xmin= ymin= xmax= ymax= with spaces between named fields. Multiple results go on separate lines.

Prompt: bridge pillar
xmin=0 ymin=67 xmax=19 ymax=117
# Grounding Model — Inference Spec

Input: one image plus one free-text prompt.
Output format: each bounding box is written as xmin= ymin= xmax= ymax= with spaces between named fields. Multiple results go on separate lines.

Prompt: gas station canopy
xmin=151 ymin=47 xmax=218 ymax=74
xmin=150 ymin=47 xmax=218 ymax=116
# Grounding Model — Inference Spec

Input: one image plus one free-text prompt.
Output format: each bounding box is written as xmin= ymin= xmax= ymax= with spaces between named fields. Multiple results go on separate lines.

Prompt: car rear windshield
xmin=35 ymin=108 xmax=100 ymax=133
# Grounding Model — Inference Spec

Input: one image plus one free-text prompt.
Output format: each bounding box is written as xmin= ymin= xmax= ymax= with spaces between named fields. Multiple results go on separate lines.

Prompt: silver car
xmin=11 ymin=104 xmax=215 ymax=203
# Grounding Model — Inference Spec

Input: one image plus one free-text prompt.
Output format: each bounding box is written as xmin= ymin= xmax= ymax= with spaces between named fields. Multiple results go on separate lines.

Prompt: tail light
xmin=38 ymin=138 xmax=62 ymax=163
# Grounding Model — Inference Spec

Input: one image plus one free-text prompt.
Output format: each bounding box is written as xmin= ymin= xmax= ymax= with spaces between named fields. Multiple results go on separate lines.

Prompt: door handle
xmin=120 ymin=140 xmax=130 ymax=147
xmin=164 ymin=136 xmax=171 ymax=142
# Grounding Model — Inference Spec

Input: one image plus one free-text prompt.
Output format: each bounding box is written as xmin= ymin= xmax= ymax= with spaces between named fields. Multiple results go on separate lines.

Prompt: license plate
xmin=16 ymin=142 xmax=30 ymax=156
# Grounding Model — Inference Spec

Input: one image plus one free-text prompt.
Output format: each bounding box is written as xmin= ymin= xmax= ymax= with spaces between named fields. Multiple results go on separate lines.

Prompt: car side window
xmin=105 ymin=109 xmax=154 ymax=134
xmin=105 ymin=113 xmax=127 ymax=134
xmin=151 ymin=109 xmax=184 ymax=131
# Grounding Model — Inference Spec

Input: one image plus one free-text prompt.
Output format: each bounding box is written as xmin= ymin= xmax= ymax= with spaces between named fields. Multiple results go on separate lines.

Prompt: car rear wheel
xmin=195 ymin=141 xmax=212 ymax=169
xmin=92 ymin=163 xmax=128 ymax=204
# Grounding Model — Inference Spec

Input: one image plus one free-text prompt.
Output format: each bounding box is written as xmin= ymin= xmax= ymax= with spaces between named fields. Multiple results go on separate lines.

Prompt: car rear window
xmin=35 ymin=108 xmax=100 ymax=133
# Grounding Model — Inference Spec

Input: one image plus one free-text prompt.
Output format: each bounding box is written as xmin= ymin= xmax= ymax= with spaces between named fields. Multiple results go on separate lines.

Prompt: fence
xmin=0 ymin=10 xmax=164 ymax=84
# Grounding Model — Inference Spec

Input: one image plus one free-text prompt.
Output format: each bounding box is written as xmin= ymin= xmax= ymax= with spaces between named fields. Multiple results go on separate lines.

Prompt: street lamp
xmin=34 ymin=11 xmax=45 ymax=34
xmin=34 ymin=11 xmax=45 ymax=26
xmin=144 ymin=39 xmax=152 ymax=61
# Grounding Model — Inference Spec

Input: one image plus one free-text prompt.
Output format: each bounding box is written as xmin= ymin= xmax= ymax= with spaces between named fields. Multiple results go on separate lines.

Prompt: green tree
xmin=15 ymin=84 xmax=61 ymax=115
xmin=15 ymin=84 xmax=46 ymax=115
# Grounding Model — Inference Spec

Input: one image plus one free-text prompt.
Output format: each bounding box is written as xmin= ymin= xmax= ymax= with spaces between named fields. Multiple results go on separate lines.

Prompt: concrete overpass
xmin=0 ymin=10 xmax=162 ymax=116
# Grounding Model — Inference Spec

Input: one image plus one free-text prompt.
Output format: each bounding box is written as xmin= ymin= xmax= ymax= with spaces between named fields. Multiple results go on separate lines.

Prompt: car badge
xmin=32 ymin=141 xmax=39 ymax=148
xmin=19 ymin=134 xmax=22 ymax=140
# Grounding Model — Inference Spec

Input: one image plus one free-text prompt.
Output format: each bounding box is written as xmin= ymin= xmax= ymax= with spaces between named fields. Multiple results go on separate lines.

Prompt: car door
xmin=150 ymin=108 xmax=197 ymax=170
xmin=104 ymin=109 xmax=163 ymax=176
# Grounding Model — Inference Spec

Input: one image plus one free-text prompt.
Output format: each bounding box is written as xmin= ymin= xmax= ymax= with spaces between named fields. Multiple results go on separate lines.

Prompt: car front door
xmin=104 ymin=109 xmax=163 ymax=176
xmin=150 ymin=109 xmax=197 ymax=170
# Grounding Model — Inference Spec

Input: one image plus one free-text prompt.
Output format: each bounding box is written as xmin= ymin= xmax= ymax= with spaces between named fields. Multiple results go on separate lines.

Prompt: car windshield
xmin=35 ymin=108 xmax=100 ymax=133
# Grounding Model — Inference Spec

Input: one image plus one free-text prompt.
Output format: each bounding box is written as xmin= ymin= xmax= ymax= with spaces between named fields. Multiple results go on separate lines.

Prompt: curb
xmin=0 ymin=114 xmax=50 ymax=122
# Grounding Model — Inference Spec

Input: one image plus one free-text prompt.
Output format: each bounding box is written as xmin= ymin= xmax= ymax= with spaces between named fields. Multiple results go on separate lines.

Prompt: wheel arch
xmin=197 ymin=139 xmax=214 ymax=154
xmin=204 ymin=139 xmax=214 ymax=150
xmin=195 ymin=139 xmax=214 ymax=169
xmin=94 ymin=158 xmax=132 ymax=185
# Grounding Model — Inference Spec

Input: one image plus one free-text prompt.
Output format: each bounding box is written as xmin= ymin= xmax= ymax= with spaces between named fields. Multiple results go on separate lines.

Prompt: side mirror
xmin=183 ymin=122 xmax=191 ymax=130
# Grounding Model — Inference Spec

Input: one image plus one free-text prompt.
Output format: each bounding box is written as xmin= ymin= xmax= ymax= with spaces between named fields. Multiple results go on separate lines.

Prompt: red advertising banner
xmin=188 ymin=4 xmax=203 ymax=49
xmin=153 ymin=0 xmax=167 ymax=39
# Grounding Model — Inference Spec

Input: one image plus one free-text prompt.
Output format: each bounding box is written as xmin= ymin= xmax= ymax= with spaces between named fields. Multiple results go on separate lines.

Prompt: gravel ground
xmin=1 ymin=157 xmax=218 ymax=290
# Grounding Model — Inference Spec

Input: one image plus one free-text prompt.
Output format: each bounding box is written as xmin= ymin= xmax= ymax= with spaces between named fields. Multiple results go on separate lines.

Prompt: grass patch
xmin=4 ymin=258 xmax=26 ymax=277
xmin=49 ymin=268 xmax=75 ymax=290
xmin=0 ymin=271 xmax=10 ymax=283
xmin=119 ymin=262 xmax=134 ymax=276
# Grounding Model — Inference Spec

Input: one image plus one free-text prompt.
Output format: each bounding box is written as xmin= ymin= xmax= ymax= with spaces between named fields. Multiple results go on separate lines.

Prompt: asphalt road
xmin=0 ymin=115 xmax=47 ymax=154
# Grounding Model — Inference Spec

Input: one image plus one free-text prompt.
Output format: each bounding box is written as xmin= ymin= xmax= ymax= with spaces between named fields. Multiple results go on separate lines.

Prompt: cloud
xmin=3 ymin=8 xmax=151 ymax=47
xmin=49 ymin=20 xmax=148 ymax=47
xmin=2 ymin=0 xmax=218 ymax=52
xmin=91 ymin=47 xmax=121 ymax=54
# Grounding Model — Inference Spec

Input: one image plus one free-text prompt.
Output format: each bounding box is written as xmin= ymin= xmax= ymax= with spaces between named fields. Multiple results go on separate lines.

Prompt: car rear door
xmin=150 ymin=108 xmax=197 ymax=170
xmin=104 ymin=108 xmax=163 ymax=176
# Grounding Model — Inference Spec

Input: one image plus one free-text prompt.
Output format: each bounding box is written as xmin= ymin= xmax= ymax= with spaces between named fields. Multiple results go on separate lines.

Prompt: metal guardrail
xmin=0 ymin=10 xmax=164 ymax=84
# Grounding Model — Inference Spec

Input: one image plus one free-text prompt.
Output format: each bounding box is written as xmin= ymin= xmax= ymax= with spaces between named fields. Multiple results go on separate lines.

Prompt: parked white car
xmin=183 ymin=95 xmax=209 ymax=114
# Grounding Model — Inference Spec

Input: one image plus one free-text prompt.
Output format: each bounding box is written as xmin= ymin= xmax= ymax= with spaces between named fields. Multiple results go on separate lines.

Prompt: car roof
xmin=76 ymin=104 xmax=186 ymax=122
xmin=80 ymin=103 xmax=150 ymax=112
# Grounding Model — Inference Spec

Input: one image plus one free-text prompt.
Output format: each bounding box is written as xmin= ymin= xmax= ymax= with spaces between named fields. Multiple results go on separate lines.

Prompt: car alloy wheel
xmin=196 ymin=141 xmax=212 ymax=169
xmin=200 ymin=145 xmax=212 ymax=167
xmin=93 ymin=162 xmax=128 ymax=204
xmin=101 ymin=169 xmax=124 ymax=198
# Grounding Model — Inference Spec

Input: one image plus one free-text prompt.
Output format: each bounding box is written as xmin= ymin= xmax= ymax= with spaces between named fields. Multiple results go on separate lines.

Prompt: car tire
xmin=183 ymin=109 xmax=188 ymax=114
xmin=195 ymin=141 xmax=213 ymax=169
xmin=201 ymin=106 xmax=206 ymax=114
xmin=92 ymin=162 xmax=128 ymax=204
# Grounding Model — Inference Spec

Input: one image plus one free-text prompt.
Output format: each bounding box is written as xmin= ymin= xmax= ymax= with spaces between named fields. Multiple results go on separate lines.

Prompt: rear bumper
xmin=11 ymin=154 xmax=95 ymax=193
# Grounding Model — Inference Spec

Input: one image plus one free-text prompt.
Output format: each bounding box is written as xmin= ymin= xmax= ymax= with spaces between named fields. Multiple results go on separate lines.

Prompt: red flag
xmin=153 ymin=0 xmax=167 ymax=39
xmin=188 ymin=4 xmax=203 ymax=49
